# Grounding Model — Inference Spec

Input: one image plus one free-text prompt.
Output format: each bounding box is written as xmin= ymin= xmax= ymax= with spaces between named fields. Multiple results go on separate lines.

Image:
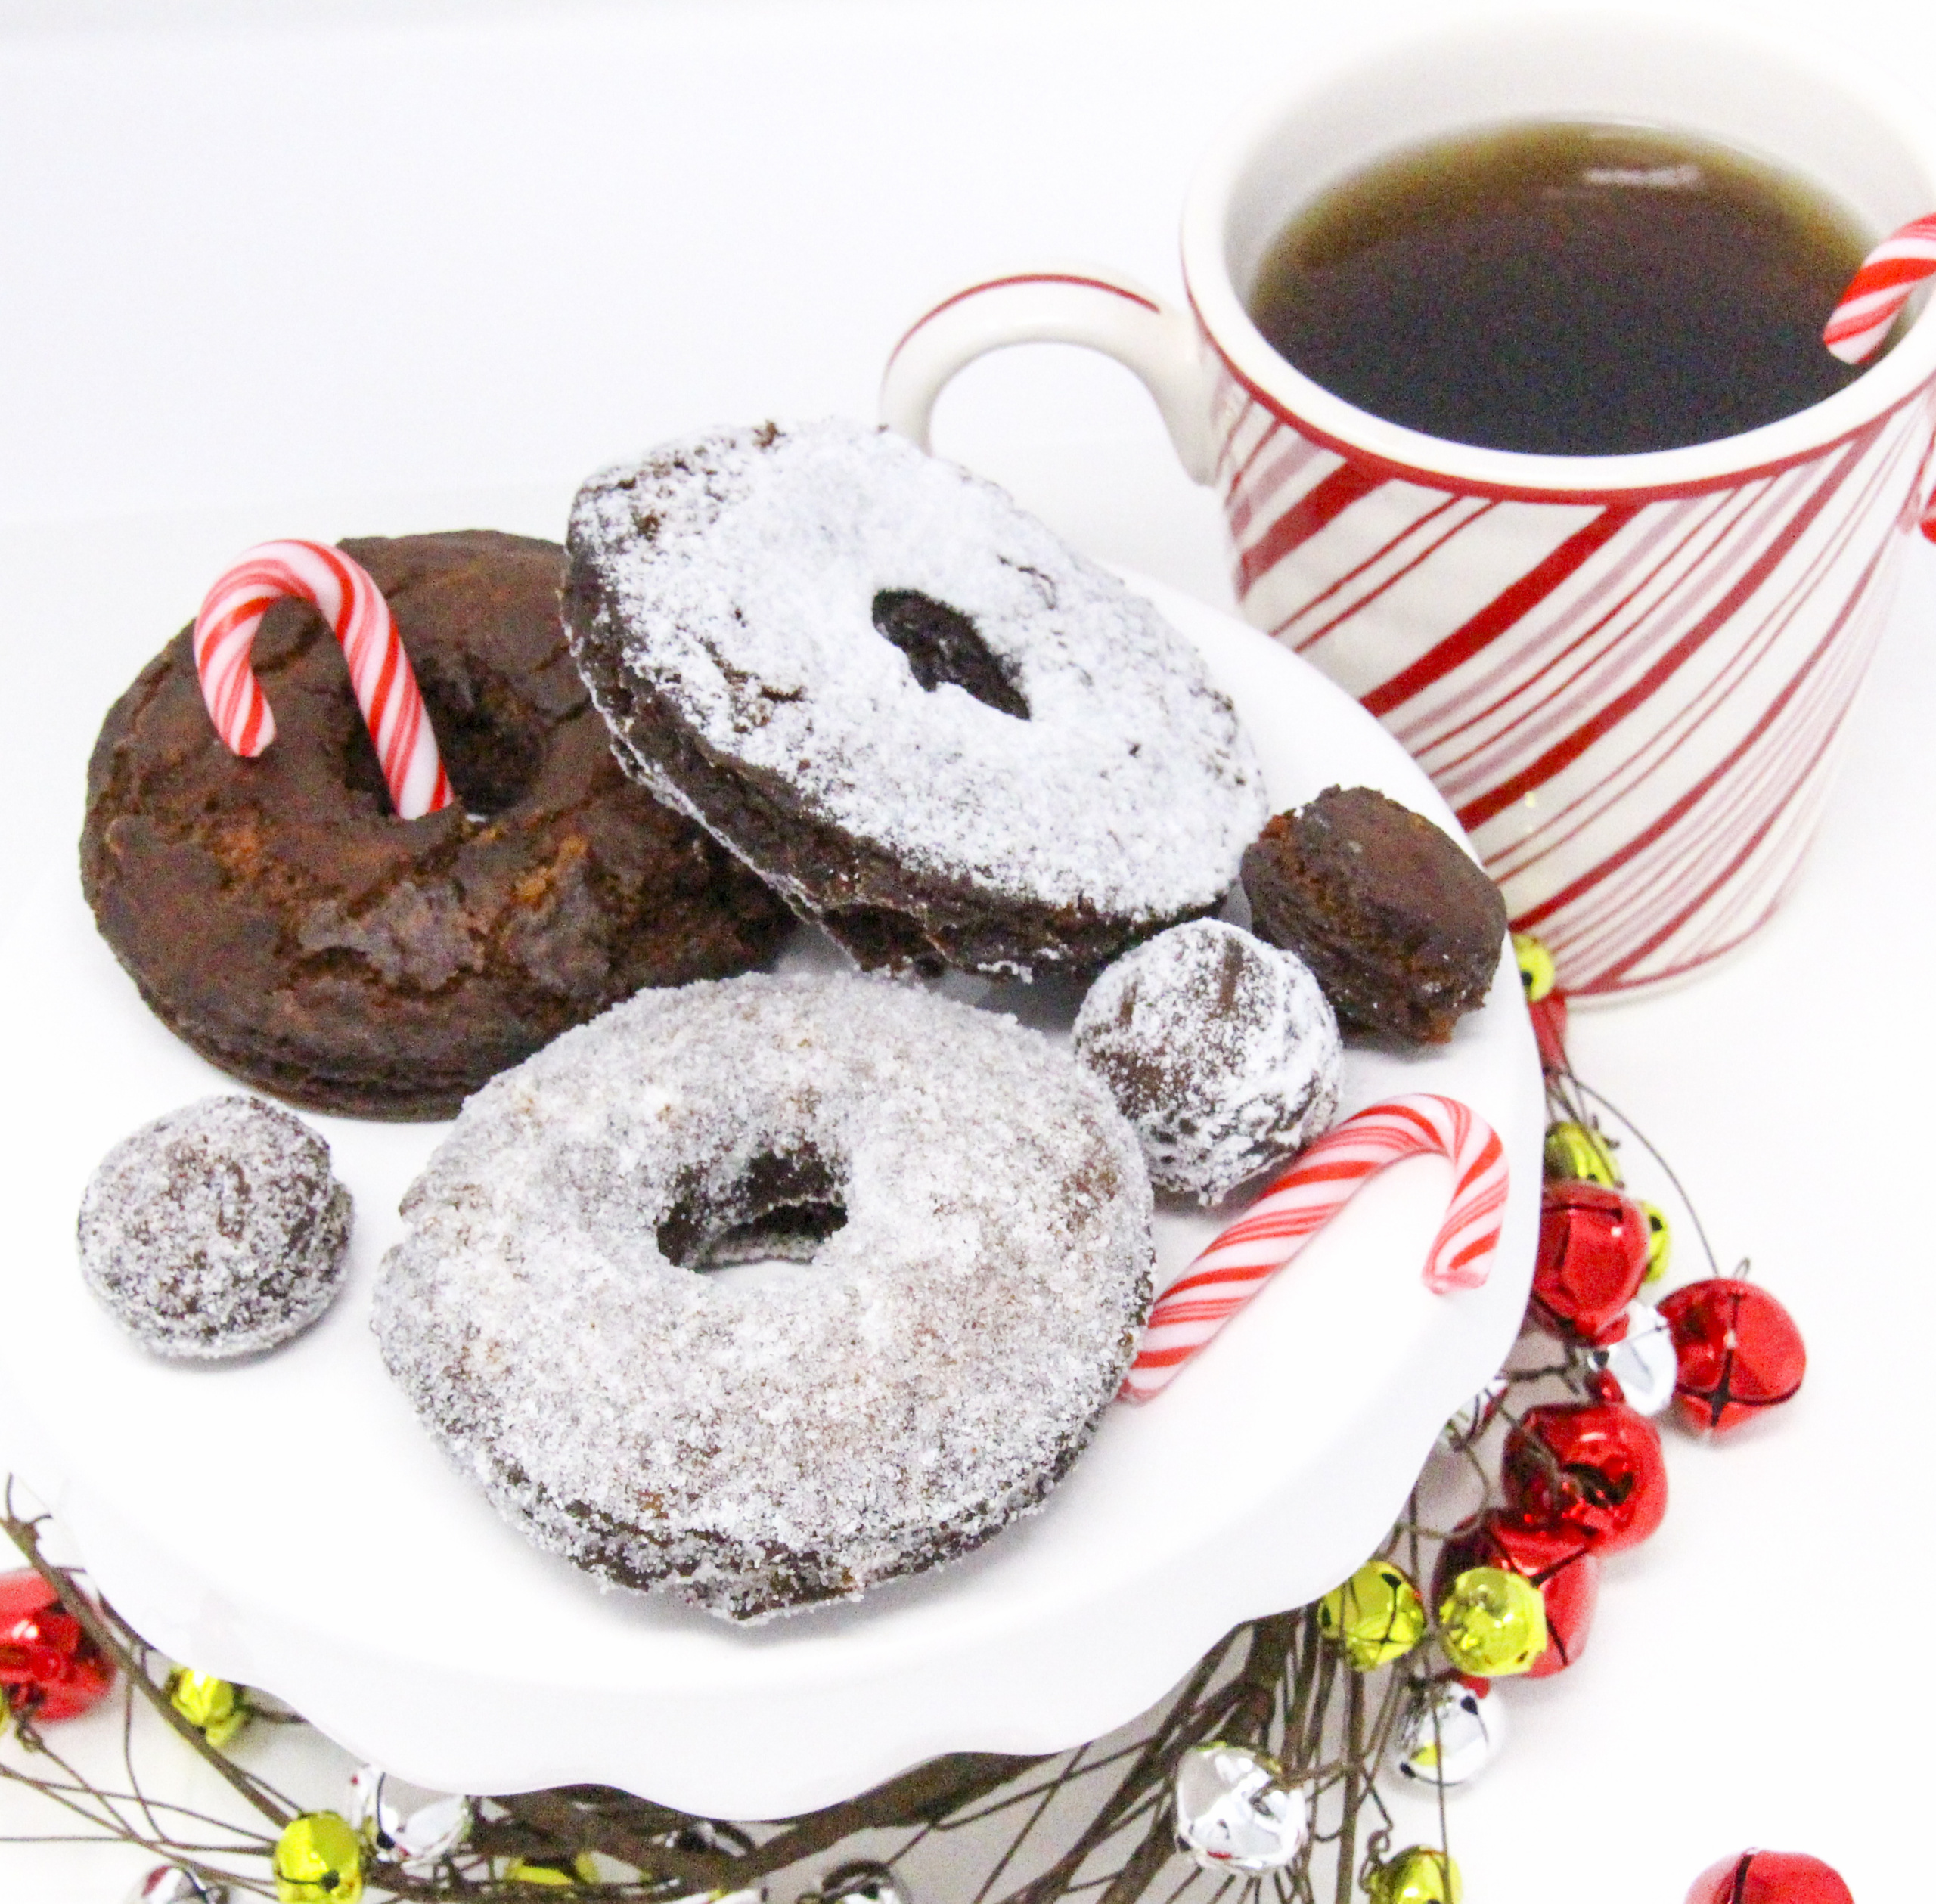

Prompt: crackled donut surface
xmin=563 ymin=419 xmax=1268 ymax=977
xmin=372 ymin=972 xmax=1156 ymax=1622
xmin=82 ymin=532 xmax=790 ymax=1119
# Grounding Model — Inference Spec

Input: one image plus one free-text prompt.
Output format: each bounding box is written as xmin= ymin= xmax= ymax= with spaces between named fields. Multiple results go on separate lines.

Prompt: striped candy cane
xmin=192 ymin=540 xmax=455 ymax=820
xmin=1120 ymin=1094 xmax=1508 ymax=1405
xmin=1823 ymin=214 xmax=1936 ymax=364
xmin=1824 ymin=214 xmax=1936 ymax=545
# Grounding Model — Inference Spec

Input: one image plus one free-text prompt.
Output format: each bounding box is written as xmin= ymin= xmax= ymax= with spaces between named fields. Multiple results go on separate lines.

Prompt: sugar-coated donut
xmin=563 ymin=419 xmax=1268 ymax=978
xmin=78 ymin=1096 xmax=352 ymax=1359
xmin=82 ymin=532 xmax=793 ymax=1119
xmin=1073 ymin=920 xmax=1341 ymax=1204
xmin=373 ymin=972 xmax=1155 ymax=1622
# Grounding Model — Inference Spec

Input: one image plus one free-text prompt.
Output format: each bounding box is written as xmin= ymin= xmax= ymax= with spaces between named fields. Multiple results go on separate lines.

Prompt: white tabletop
xmin=2 ymin=2 xmax=1931 ymax=1899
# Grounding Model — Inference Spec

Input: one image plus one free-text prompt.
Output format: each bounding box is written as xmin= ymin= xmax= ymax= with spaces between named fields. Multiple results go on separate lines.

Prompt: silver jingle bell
xmin=1439 ymin=1373 xmax=1509 ymax=1449
xmin=808 ymin=1862 xmax=911 ymax=1904
xmin=126 ymin=1868 xmax=228 ymax=1904
xmin=1395 ymin=1679 xmax=1507 ymax=1790
xmin=1587 ymin=1299 xmax=1677 ymax=1416
xmin=1172 ymin=1741 xmax=1313 ymax=1875
xmin=346 ymin=1763 xmax=473 ymax=1868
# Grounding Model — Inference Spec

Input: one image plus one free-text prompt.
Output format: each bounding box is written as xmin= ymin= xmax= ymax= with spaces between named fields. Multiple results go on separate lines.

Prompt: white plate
xmin=0 ymin=572 xmax=1540 ymax=1819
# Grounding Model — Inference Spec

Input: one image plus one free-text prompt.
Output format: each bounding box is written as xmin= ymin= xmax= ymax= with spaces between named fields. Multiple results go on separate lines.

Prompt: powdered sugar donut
xmin=372 ymin=972 xmax=1154 ymax=1622
xmin=1073 ymin=921 xmax=1341 ymax=1204
xmin=563 ymin=419 xmax=1268 ymax=978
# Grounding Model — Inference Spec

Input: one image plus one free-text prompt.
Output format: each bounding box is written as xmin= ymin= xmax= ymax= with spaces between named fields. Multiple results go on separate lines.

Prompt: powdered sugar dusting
xmin=372 ymin=972 xmax=1155 ymax=1622
xmin=76 ymin=1096 xmax=352 ymax=1359
xmin=566 ymin=419 xmax=1267 ymax=916
xmin=1073 ymin=922 xmax=1342 ymax=1205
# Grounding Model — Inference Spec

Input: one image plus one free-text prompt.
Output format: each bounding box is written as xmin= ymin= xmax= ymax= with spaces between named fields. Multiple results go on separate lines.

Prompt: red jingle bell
xmin=1528 ymin=991 xmax=1569 ymax=1075
xmin=1685 ymin=1850 xmax=1853 ymax=1904
xmin=1432 ymin=1512 xmax=1598 ymax=1679
xmin=0 ymin=1571 xmax=115 ymax=1723
xmin=1658 ymin=1279 xmax=1807 ymax=1434
xmin=1531 ymin=1181 xmax=1650 ymax=1344
xmin=1500 ymin=1401 xmax=1668 ymax=1555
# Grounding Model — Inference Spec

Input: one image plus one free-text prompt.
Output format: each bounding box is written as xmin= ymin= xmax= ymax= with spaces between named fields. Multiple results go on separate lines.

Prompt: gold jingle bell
xmin=1640 ymin=1201 xmax=1671 ymax=1282
xmin=1316 ymin=1561 xmax=1426 ymax=1670
xmin=166 ymin=1667 xmax=247 ymax=1749
xmin=1367 ymin=1847 xmax=1463 ymax=1904
xmin=1544 ymin=1119 xmax=1618 ymax=1186
xmin=273 ymin=1813 xmax=363 ymax=1904
xmin=1437 ymin=1565 xmax=1547 ymax=1678
xmin=1512 ymin=933 xmax=1556 ymax=1003
xmin=504 ymin=1853 xmax=603 ymax=1887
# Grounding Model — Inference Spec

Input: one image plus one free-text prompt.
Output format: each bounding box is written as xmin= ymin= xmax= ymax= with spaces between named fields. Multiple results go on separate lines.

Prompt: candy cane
xmin=1823 ymin=214 xmax=1936 ymax=364
xmin=192 ymin=540 xmax=454 ymax=820
xmin=1120 ymin=1094 xmax=1508 ymax=1404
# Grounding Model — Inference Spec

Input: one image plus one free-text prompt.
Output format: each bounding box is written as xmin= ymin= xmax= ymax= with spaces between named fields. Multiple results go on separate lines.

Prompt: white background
xmin=2 ymin=1 xmax=1932 ymax=1899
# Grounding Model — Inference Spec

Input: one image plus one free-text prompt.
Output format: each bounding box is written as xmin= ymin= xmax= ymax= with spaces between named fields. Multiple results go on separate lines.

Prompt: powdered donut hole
xmin=77 ymin=1096 xmax=352 ymax=1359
xmin=374 ymin=972 xmax=1156 ymax=1621
xmin=1073 ymin=919 xmax=1342 ymax=1204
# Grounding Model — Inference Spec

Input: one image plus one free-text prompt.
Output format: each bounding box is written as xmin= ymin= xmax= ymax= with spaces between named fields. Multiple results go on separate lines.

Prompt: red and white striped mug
xmin=880 ymin=20 xmax=1936 ymax=999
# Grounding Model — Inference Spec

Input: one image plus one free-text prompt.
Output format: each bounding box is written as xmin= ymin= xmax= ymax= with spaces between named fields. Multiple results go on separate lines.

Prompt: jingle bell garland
xmin=1500 ymin=1401 xmax=1669 ymax=1555
xmin=1366 ymin=1847 xmax=1463 ymax=1904
xmin=1434 ymin=1566 xmax=1548 ymax=1678
xmin=1542 ymin=1119 xmax=1619 ymax=1187
xmin=0 ymin=1568 xmax=116 ymax=1722
xmin=803 ymin=1862 xmax=914 ymax=1904
xmin=1583 ymin=1299 xmax=1678 ymax=1416
xmin=1317 ymin=1561 xmax=1426 ymax=1670
xmin=1531 ymin=1180 xmax=1651 ymax=1341
xmin=503 ymin=1851 xmax=604 ymax=1885
xmin=1171 ymin=1741 xmax=1313 ymax=1875
xmin=1511 ymin=932 xmax=1556 ymax=1003
xmin=346 ymin=1763 xmax=474 ymax=1870
xmin=166 ymin=1667 xmax=247 ymax=1748
xmin=126 ymin=1868 xmax=230 ymax=1903
xmin=1394 ymin=1679 xmax=1506 ymax=1790
xmin=1640 ymin=1200 xmax=1672 ymax=1282
xmin=1684 ymin=1850 xmax=1855 ymax=1904
xmin=272 ymin=1813 xmax=364 ymax=1903
xmin=1659 ymin=1279 xmax=1808 ymax=1434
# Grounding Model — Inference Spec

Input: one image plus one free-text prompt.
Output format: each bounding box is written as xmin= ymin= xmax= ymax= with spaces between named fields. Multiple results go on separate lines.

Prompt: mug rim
xmin=1181 ymin=11 xmax=1936 ymax=501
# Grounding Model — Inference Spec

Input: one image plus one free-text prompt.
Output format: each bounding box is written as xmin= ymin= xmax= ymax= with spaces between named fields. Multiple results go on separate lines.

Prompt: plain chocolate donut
xmin=82 ymin=532 xmax=792 ymax=1118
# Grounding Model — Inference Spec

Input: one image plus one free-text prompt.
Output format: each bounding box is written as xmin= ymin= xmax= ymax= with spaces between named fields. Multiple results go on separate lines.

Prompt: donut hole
xmin=340 ymin=651 xmax=547 ymax=817
xmin=871 ymin=589 xmax=1030 ymax=721
xmin=657 ymin=1145 xmax=849 ymax=1292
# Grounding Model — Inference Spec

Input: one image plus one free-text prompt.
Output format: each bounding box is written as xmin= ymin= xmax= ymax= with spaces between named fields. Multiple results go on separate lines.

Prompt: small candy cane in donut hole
xmin=1120 ymin=1094 xmax=1508 ymax=1405
xmin=193 ymin=539 xmax=455 ymax=820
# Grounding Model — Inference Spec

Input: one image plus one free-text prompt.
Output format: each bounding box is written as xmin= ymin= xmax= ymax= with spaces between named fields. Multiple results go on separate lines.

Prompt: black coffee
xmin=1249 ymin=122 xmax=1885 ymax=455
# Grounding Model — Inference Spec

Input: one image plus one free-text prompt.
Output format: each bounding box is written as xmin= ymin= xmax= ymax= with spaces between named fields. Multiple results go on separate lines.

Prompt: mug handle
xmin=879 ymin=267 xmax=1220 ymax=485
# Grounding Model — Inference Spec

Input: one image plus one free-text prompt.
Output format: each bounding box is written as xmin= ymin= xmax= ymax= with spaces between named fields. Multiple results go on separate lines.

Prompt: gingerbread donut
xmin=563 ymin=419 xmax=1268 ymax=978
xmin=372 ymin=972 xmax=1156 ymax=1622
xmin=82 ymin=532 xmax=792 ymax=1120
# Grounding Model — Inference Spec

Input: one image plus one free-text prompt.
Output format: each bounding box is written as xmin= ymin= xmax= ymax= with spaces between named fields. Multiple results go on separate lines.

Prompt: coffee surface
xmin=1249 ymin=122 xmax=1882 ymax=455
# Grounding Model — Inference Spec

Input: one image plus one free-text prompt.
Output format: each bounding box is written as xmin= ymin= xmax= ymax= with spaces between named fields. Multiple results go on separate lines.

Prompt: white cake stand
xmin=0 ymin=573 xmax=1540 ymax=1819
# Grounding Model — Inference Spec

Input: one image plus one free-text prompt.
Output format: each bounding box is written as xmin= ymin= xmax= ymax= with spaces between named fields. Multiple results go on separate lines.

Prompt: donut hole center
xmin=658 ymin=1146 xmax=849 ymax=1293
xmin=871 ymin=589 xmax=1030 ymax=721
xmin=341 ymin=651 xmax=546 ymax=817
